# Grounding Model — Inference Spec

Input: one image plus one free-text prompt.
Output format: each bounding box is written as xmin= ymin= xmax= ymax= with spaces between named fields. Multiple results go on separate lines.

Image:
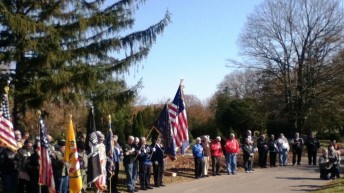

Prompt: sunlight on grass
xmin=312 ymin=177 xmax=344 ymax=193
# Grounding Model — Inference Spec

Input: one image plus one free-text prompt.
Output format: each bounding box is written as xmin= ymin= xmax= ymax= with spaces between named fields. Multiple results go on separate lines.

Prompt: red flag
xmin=38 ymin=116 xmax=56 ymax=193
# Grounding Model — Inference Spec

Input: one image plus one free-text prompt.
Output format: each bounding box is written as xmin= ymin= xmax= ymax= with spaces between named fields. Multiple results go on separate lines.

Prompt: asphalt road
xmin=147 ymin=153 xmax=343 ymax=193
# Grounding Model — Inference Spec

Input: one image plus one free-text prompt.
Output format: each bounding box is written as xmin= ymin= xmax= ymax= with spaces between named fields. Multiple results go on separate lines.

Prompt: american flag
xmin=0 ymin=90 xmax=17 ymax=152
xmin=168 ymin=84 xmax=189 ymax=151
xmin=38 ymin=116 xmax=56 ymax=193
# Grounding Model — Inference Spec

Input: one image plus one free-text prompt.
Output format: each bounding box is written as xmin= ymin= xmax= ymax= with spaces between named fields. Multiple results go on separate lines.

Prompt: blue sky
xmin=125 ymin=0 xmax=264 ymax=104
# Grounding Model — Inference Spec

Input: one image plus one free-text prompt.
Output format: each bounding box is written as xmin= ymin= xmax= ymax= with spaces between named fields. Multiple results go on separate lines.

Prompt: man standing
xmin=277 ymin=133 xmax=290 ymax=166
xmin=210 ymin=136 xmax=223 ymax=176
xmin=17 ymin=139 xmax=34 ymax=193
xmin=123 ymin=136 xmax=137 ymax=193
xmin=267 ymin=134 xmax=278 ymax=167
xmin=14 ymin=130 xmax=23 ymax=148
xmin=257 ymin=134 xmax=268 ymax=168
xmin=77 ymin=141 xmax=88 ymax=193
xmin=243 ymin=138 xmax=254 ymax=173
xmin=291 ymin=132 xmax=304 ymax=166
xmin=192 ymin=137 xmax=204 ymax=179
xmin=51 ymin=140 xmax=70 ymax=193
xmin=201 ymin=135 xmax=210 ymax=177
xmin=110 ymin=135 xmax=122 ymax=193
xmin=224 ymin=133 xmax=240 ymax=175
xmin=151 ymin=138 xmax=165 ymax=187
xmin=137 ymin=137 xmax=153 ymax=190
xmin=306 ymin=133 xmax=320 ymax=165
xmin=0 ymin=148 xmax=19 ymax=193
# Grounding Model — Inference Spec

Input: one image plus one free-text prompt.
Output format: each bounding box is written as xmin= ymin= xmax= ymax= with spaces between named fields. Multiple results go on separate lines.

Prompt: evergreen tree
xmin=0 ymin=0 xmax=170 ymax=130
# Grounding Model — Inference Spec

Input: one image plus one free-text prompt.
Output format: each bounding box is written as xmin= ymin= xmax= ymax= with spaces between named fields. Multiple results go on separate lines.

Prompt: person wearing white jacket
xmin=277 ymin=133 xmax=290 ymax=166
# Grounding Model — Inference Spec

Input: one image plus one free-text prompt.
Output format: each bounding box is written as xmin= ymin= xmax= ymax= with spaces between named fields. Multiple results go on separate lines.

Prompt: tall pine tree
xmin=0 ymin=0 xmax=170 ymax=130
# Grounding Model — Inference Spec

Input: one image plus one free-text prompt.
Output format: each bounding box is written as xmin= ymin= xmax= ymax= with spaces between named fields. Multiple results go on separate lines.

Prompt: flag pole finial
xmin=108 ymin=114 xmax=111 ymax=124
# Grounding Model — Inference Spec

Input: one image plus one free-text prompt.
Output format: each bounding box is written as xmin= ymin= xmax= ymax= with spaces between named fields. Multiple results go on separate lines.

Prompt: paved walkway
xmin=148 ymin=152 xmax=343 ymax=193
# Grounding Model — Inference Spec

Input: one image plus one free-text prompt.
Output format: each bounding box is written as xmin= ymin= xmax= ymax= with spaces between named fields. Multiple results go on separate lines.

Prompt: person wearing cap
xmin=192 ymin=137 xmax=204 ymax=179
xmin=151 ymin=138 xmax=165 ymax=187
xmin=51 ymin=140 xmax=70 ymax=193
xmin=17 ymin=139 xmax=34 ymax=193
xmin=211 ymin=136 xmax=223 ymax=176
xmin=224 ymin=133 xmax=240 ymax=175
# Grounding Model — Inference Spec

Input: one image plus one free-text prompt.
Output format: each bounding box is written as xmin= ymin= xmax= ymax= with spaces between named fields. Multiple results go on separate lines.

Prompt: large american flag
xmin=168 ymin=84 xmax=189 ymax=150
xmin=0 ymin=91 xmax=17 ymax=152
xmin=38 ymin=116 xmax=56 ymax=193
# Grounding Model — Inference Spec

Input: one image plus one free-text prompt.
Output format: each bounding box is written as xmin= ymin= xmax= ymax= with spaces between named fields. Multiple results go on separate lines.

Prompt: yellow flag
xmin=64 ymin=117 xmax=82 ymax=193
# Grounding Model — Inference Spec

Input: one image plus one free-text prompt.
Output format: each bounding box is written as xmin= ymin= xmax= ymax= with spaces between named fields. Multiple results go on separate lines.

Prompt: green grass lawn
xmin=312 ymin=177 xmax=344 ymax=193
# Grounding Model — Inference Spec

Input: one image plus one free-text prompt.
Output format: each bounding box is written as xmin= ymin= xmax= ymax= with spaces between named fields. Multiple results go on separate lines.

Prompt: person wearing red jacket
xmin=210 ymin=136 xmax=223 ymax=176
xmin=224 ymin=133 xmax=240 ymax=175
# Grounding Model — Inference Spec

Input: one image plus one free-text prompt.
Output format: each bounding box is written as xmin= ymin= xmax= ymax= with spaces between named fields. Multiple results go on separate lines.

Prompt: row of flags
xmin=154 ymin=82 xmax=189 ymax=159
xmin=0 ymin=81 xmax=189 ymax=192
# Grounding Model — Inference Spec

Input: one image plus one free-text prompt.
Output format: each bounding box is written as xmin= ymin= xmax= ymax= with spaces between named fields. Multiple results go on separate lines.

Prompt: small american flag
xmin=38 ymin=116 xmax=56 ymax=193
xmin=168 ymin=83 xmax=189 ymax=152
xmin=0 ymin=91 xmax=17 ymax=152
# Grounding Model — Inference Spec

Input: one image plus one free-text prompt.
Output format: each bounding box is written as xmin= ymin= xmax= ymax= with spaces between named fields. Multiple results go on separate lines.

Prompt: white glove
xmin=152 ymin=147 xmax=156 ymax=152
xmin=154 ymin=161 xmax=159 ymax=165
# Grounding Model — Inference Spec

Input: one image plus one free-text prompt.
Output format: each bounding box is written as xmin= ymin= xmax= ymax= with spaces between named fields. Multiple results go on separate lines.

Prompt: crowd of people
xmin=0 ymin=129 xmax=342 ymax=193
xmin=0 ymin=130 xmax=166 ymax=193
xmin=192 ymin=130 xmax=342 ymax=181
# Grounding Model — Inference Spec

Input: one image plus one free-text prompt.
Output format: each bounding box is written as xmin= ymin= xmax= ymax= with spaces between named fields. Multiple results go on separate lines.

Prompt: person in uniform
xmin=51 ymin=140 xmax=70 ymax=193
xmin=17 ymin=139 xmax=34 ymax=193
xmin=151 ymin=138 xmax=165 ymax=187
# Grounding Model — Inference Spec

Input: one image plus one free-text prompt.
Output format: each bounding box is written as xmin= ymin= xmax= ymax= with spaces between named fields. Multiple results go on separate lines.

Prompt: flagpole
xmin=37 ymin=110 xmax=42 ymax=193
xmin=108 ymin=114 xmax=113 ymax=193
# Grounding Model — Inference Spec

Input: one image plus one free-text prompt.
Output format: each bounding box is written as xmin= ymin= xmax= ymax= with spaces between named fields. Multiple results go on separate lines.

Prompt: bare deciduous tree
xmin=237 ymin=0 xmax=344 ymax=132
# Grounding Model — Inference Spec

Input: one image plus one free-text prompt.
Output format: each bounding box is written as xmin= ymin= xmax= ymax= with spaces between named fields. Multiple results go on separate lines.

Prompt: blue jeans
xmin=55 ymin=176 xmax=69 ymax=193
xmin=225 ymin=153 xmax=237 ymax=174
xmin=279 ymin=149 xmax=288 ymax=166
xmin=125 ymin=162 xmax=137 ymax=191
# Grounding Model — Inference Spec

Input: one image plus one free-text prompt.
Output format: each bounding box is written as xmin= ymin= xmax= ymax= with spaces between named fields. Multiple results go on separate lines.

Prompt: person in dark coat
xmin=267 ymin=134 xmax=278 ymax=167
xmin=291 ymin=132 xmax=304 ymax=166
xmin=243 ymin=138 xmax=254 ymax=172
xmin=151 ymin=138 xmax=165 ymax=187
xmin=0 ymin=148 xmax=19 ymax=193
xmin=137 ymin=137 xmax=153 ymax=190
xmin=257 ymin=134 xmax=268 ymax=168
xmin=26 ymin=143 xmax=48 ymax=193
xmin=305 ymin=133 xmax=320 ymax=165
